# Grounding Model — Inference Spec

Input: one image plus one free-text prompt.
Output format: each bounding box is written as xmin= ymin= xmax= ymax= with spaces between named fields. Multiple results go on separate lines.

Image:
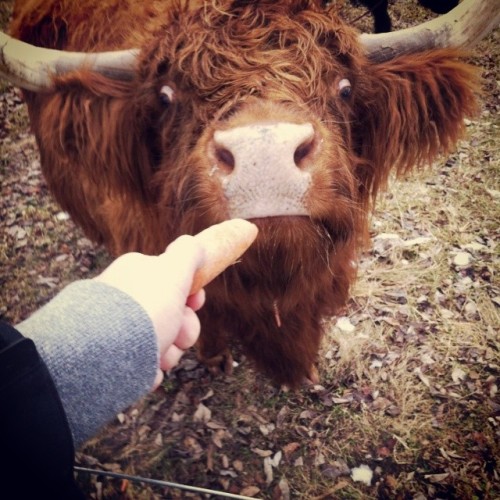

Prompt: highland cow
xmin=1 ymin=0 xmax=498 ymax=387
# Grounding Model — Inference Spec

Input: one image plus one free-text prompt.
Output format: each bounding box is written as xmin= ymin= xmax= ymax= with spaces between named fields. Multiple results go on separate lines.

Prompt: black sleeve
xmin=0 ymin=321 xmax=84 ymax=500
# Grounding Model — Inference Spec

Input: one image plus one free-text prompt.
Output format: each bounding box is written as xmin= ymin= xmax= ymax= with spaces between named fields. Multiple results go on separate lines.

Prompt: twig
xmin=74 ymin=466 xmax=262 ymax=500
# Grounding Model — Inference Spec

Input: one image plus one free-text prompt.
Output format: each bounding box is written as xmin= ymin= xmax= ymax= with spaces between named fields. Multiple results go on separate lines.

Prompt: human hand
xmin=94 ymin=219 xmax=258 ymax=390
xmin=94 ymin=235 xmax=206 ymax=389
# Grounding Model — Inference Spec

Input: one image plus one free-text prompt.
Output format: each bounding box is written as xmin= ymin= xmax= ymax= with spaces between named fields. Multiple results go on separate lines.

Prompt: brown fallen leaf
xmin=425 ymin=472 xmax=450 ymax=483
xmin=240 ymin=486 xmax=261 ymax=497
xmin=193 ymin=402 xmax=211 ymax=423
xmin=282 ymin=442 xmax=301 ymax=458
xmin=233 ymin=460 xmax=244 ymax=472
xmin=263 ymin=457 xmax=273 ymax=484
xmin=278 ymin=478 xmax=290 ymax=500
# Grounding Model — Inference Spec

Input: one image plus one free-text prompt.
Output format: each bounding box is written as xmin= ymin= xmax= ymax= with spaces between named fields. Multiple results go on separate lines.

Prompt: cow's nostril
xmin=294 ymin=138 xmax=314 ymax=167
xmin=215 ymin=146 xmax=235 ymax=171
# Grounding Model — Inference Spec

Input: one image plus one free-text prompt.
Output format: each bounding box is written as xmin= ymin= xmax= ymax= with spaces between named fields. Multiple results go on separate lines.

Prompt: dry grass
xmin=1 ymin=1 xmax=498 ymax=499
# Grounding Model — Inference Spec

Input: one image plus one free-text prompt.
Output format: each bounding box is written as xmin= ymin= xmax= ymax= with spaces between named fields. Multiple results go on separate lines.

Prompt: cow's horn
xmin=360 ymin=0 xmax=500 ymax=62
xmin=0 ymin=31 xmax=138 ymax=91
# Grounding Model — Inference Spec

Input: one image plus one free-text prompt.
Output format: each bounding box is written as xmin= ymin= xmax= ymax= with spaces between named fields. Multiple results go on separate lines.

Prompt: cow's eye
xmin=338 ymin=78 xmax=352 ymax=99
xmin=159 ymin=85 xmax=175 ymax=105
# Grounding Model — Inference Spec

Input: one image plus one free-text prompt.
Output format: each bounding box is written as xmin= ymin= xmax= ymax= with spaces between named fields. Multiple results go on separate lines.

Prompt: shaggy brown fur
xmin=11 ymin=0 xmax=479 ymax=387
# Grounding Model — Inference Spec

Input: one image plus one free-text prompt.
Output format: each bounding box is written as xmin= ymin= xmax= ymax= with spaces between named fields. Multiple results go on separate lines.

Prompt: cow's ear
xmin=352 ymin=49 xmax=480 ymax=202
xmin=25 ymin=71 xmax=164 ymax=254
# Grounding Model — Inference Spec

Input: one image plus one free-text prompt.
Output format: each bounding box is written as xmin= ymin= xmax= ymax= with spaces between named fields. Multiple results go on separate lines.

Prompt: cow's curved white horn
xmin=2 ymin=0 xmax=498 ymax=90
xmin=360 ymin=0 xmax=500 ymax=62
xmin=0 ymin=31 xmax=138 ymax=91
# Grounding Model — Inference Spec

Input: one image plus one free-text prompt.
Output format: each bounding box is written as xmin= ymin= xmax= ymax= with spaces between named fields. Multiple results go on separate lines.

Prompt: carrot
xmin=190 ymin=219 xmax=258 ymax=294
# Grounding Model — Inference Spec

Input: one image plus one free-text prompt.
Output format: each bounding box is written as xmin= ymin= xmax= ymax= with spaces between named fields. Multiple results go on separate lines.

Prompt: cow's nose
xmin=212 ymin=122 xmax=316 ymax=173
xmin=209 ymin=122 xmax=317 ymax=219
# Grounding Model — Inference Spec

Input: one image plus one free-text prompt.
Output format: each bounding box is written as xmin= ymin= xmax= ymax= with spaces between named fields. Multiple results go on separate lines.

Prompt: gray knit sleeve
xmin=16 ymin=280 xmax=158 ymax=448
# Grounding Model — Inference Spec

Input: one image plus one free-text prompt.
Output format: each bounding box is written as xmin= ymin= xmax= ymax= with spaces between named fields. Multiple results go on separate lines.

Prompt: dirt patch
xmin=1 ymin=2 xmax=498 ymax=499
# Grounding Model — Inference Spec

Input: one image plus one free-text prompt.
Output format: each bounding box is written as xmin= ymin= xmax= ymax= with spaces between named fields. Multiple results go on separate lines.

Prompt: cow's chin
xmin=243 ymin=214 xmax=338 ymax=270
xmin=213 ymin=212 xmax=356 ymax=311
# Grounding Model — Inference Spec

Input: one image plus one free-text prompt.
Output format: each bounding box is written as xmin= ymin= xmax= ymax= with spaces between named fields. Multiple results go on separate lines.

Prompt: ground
xmin=0 ymin=1 xmax=498 ymax=499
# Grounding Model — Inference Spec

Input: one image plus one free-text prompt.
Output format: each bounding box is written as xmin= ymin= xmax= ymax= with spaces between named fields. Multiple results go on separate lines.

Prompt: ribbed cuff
xmin=17 ymin=280 xmax=158 ymax=447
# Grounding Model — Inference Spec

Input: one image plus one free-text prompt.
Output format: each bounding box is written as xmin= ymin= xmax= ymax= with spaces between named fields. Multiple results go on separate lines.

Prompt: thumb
xmin=151 ymin=235 xmax=205 ymax=352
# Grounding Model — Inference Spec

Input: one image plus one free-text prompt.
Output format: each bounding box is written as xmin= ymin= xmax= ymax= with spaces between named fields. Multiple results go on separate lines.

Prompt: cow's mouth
xmin=245 ymin=214 xmax=340 ymax=246
xmin=245 ymin=213 xmax=356 ymax=253
xmin=246 ymin=214 xmax=309 ymax=224
xmin=229 ymin=204 xmax=309 ymax=220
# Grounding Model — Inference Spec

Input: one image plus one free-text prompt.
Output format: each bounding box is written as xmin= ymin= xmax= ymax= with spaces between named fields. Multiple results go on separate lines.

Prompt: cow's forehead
xmin=143 ymin=1 xmax=362 ymax=101
xmin=164 ymin=1 xmax=361 ymax=57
